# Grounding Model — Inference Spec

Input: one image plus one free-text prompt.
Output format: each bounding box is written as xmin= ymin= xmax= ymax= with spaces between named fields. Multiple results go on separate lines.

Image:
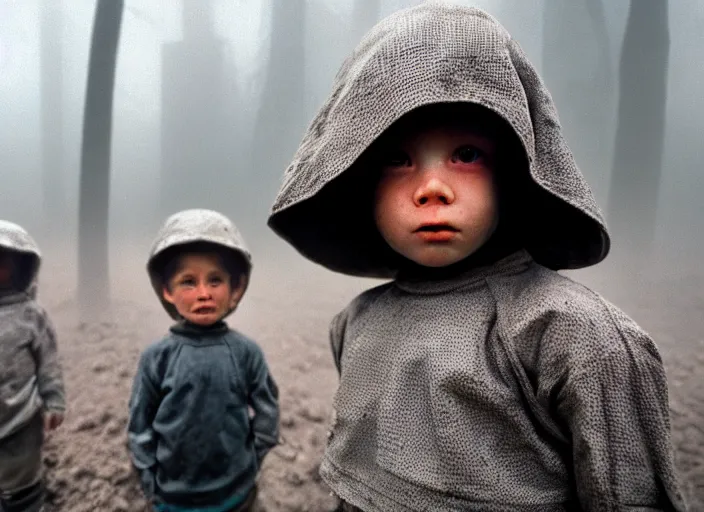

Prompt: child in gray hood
xmin=0 ymin=220 xmax=65 ymax=512
xmin=128 ymin=209 xmax=279 ymax=512
xmin=267 ymin=4 xmax=686 ymax=512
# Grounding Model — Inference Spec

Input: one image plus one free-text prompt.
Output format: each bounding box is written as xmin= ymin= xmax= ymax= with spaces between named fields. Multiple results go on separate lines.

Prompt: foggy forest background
xmin=0 ymin=0 xmax=702 ymax=319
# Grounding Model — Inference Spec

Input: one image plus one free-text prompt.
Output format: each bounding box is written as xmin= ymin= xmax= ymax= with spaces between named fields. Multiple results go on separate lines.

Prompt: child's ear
xmin=229 ymin=274 xmax=247 ymax=308
xmin=162 ymin=285 xmax=176 ymax=305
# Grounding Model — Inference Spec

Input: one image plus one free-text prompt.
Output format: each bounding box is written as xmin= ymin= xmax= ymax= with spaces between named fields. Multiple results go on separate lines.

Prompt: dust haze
xmin=1 ymin=0 xmax=703 ymax=293
xmin=1 ymin=0 xmax=702 ymax=510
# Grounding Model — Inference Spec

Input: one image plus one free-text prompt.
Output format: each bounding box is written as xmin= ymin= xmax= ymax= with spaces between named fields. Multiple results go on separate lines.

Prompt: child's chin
xmin=408 ymin=250 xmax=470 ymax=268
xmin=185 ymin=313 xmax=220 ymax=325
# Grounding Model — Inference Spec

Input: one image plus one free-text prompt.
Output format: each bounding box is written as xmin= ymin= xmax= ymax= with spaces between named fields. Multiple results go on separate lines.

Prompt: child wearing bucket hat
xmin=267 ymin=4 xmax=686 ymax=512
xmin=0 ymin=220 xmax=65 ymax=512
xmin=127 ymin=209 xmax=279 ymax=512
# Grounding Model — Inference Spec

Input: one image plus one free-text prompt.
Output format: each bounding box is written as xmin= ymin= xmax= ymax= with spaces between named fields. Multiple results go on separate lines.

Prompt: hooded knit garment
xmin=266 ymin=3 xmax=687 ymax=511
xmin=0 ymin=220 xmax=65 ymax=441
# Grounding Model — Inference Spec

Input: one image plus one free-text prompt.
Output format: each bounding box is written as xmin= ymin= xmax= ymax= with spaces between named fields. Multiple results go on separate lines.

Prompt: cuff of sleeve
xmin=42 ymin=399 xmax=66 ymax=413
xmin=255 ymin=432 xmax=279 ymax=447
xmin=139 ymin=468 xmax=157 ymax=498
xmin=256 ymin=446 xmax=270 ymax=462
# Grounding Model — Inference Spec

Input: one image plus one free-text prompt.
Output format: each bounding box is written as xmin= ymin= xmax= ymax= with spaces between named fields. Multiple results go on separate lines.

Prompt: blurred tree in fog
xmin=542 ymin=0 xmax=613 ymax=206
xmin=251 ymin=0 xmax=307 ymax=228
xmin=160 ymin=0 xmax=240 ymax=223
xmin=608 ymin=0 xmax=669 ymax=261
xmin=40 ymin=0 xmax=65 ymax=239
xmin=78 ymin=0 xmax=124 ymax=320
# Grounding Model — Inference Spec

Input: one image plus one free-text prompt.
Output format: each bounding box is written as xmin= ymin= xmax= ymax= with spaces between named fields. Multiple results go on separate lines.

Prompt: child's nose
xmin=413 ymin=176 xmax=455 ymax=206
xmin=195 ymin=283 xmax=212 ymax=298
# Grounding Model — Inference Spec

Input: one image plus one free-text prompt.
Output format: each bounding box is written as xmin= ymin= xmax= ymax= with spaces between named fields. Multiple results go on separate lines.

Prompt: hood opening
xmin=0 ymin=248 xmax=40 ymax=293
xmin=270 ymin=100 xmax=608 ymax=278
xmin=267 ymin=4 xmax=610 ymax=277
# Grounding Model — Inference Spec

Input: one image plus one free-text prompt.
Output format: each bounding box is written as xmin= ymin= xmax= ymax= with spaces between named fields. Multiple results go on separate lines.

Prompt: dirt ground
xmin=33 ymin=244 xmax=703 ymax=511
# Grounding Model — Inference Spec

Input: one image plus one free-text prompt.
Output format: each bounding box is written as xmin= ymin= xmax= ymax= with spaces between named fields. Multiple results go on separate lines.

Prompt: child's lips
xmin=193 ymin=306 xmax=216 ymax=314
xmin=414 ymin=223 xmax=459 ymax=233
xmin=414 ymin=223 xmax=460 ymax=242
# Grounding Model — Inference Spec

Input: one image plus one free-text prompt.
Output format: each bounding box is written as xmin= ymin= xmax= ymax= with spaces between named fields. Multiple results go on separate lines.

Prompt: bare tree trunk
xmin=160 ymin=0 xmax=239 ymax=224
xmin=583 ymin=0 xmax=612 ymax=75
xmin=608 ymin=0 xmax=669 ymax=264
xmin=542 ymin=0 xmax=614 ymax=207
xmin=40 ymin=0 xmax=64 ymax=241
xmin=78 ymin=0 xmax=124 ymax=321
xmin=250 ymin=0 xmax=306 ymax=236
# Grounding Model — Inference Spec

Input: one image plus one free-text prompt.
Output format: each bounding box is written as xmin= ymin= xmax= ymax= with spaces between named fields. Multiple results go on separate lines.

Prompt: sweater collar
xmin=170 ymin=319 xmax=229 ymax=338
xmin=394 ymin=249 xmax=533 ymax=295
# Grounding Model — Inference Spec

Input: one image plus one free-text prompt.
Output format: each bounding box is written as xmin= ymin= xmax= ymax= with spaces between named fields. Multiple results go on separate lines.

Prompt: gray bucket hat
xmin=147 ymin=209 xmax=252 ymax=320
xmin=0 ymin=220 xmax=41 ymax=293
xmin=267 ymin=3 xmax=610 ymax=278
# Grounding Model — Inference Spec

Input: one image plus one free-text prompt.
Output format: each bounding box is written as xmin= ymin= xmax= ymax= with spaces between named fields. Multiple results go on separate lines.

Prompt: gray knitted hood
xmin=267 ymin=3 xmax=610 ymax=278
xmin=147 ymin=209 xmax=253 ymax=320
xmin=0 ymin=220 xmax=41 ymax=293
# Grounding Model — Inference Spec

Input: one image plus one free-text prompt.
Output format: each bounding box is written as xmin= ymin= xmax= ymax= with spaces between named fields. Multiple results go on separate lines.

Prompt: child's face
xmin=162 ymin=253 xmax=246 ymax=325
xmin=373 ymin=116 xmax=500 ymax=268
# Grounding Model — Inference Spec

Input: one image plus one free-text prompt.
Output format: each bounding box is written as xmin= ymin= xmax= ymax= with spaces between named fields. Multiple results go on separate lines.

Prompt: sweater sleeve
xmin=556 ymin=332 xmax=687 ymax=511
xmin=30 ymin=305 xmax=66 ymax=413
xmin=247 ymin=344 xmax=280 ymax=465
xmin=328 ymin=285 xmax=390 ymax=376
xmin=127 ymin=346 xmax=162 ymax=498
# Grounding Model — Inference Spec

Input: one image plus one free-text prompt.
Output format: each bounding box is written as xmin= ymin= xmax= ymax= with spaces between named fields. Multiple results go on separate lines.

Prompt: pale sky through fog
xmin=0 ymin=0 xmax=702 ymax=277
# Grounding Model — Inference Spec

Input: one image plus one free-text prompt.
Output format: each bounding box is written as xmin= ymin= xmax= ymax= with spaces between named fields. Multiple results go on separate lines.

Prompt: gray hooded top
xmin=266 ymin=4 xmax=686 ymax=511
xmin=0 ymin=220 xmax=65 ymax=440
xmin=147 ymin=209 xmax=253 ymax=320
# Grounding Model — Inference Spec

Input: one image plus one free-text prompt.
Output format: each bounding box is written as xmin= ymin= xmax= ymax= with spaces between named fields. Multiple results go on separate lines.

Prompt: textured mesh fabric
xmin=147 ymin=209 xmax=252 ymax=320
xmin=322 ymin=251 xmax=686 ymax=511
xmin=263 ymin=3 xmax=686 ymax=511
xmin=267 ymin=3 xmax=609 ymax=278
xmin=0 ymin=220 xmax=41 ymax=293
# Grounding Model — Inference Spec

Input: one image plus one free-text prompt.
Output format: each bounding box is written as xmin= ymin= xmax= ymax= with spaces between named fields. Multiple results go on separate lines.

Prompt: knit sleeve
xmin=556 ymin=332 xmax=687 ymax=511
xmin=127 ymin=345 xmax=163 ymax=498
xmin=30 ymin=305 xmax=66 ymax=412
xmin=247 ymin=343 xmax=280 ymax=465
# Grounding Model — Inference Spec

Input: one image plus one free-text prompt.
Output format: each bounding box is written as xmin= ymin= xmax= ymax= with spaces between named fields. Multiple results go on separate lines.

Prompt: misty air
xmin=0 ymin=1 xmax=702 ymax=511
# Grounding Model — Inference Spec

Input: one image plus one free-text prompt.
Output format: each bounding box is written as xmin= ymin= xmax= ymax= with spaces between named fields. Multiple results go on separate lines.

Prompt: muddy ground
xmin=32 ymin=244 xmax=703 ymax=511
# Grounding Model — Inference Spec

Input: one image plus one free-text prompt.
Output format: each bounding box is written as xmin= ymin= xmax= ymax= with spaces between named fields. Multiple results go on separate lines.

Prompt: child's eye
xmin=180 ymin=278 xmax=195 ymax=287
xmin=381 ymin=150 xmax=411 ymax=168
xmin=452 ymin=145 xmax=482 ymax=164
xmin=209 ymin=276 xmax=223 ymax=285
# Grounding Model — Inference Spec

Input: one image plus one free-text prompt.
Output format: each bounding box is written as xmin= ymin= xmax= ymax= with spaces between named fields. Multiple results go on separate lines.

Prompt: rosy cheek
xmin=379 ymin=197 xmax=399 ymax=223
xmin=383 ymin=182 xmax=403 ymax=206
